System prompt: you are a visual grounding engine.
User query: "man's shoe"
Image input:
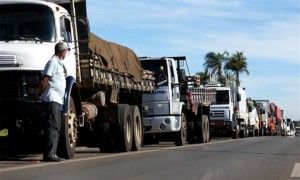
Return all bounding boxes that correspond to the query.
[43,155,65,162]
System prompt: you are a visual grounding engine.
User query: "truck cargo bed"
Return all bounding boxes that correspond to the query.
[80,33,155,91]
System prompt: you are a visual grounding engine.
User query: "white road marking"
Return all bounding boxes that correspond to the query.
[290,163,300,179]
[0,138,237,172]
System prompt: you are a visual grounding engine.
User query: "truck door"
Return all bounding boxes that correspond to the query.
[60,15,72,43]
[168,60,181,115]
[59,15,76,78]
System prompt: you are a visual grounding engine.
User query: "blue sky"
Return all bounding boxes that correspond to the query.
[86,0,300,120]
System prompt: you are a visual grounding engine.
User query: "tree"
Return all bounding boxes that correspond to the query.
[195,71,210,85]
[203,51,229,82]
[224,51,249,87]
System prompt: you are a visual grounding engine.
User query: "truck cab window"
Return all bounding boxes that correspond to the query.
[0,4,55,42]
[169,61,175,83]
[216,90,230,104]
[140,60,168,87]
[60,16,72,42]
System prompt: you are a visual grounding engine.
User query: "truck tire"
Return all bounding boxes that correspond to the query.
[114,104,133,152]
[245,128,249,138]
[187,121,196,144]
[195,120,205,143]
[202,115,209,143]
[240,129,245,138]
[254,128,259,137]
[232,125,239,139]
[175,113,187,146]
[130,105,142,151]
[195,118,205,143]
[58,96,77,159]
[259,128,263,136]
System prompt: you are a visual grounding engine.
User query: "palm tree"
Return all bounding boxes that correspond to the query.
[195,71,210,85]
[224,51,249,87]
[203,51,229,82]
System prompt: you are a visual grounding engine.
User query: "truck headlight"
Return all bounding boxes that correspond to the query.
[164,118,171,124]
[155,103,169,115]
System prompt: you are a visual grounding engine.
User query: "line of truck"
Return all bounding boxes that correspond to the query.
[0,0,292,159]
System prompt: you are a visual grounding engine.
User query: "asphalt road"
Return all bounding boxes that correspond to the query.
[0,136,299,180]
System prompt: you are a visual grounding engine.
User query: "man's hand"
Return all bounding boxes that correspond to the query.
[37,76,50,96]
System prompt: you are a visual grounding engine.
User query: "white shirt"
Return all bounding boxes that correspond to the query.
[40,55,66,105]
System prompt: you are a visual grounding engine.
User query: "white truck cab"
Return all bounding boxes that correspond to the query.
[140,57,183,134]
[207,81,248,138]
[0,0,77,77]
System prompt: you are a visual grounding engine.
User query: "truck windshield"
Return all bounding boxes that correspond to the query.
[0,4,55,42]
[141,60,168,86]
[216,90,230,104]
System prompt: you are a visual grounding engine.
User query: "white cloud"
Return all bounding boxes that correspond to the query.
[240,75,300,120]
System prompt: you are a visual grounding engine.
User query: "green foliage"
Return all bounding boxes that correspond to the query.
[224,51,249,87]
[203,51,229,82]
[200,51,249,87]
[0,129,8,136]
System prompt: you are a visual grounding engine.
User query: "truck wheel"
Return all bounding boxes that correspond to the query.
[232,125,239,139]
[187,121,196,144]
[245,128,249,138]
[240,129,245,138]
[115,104,133,152]
[254,128,259,137]
[203,115,209,143]
[130,105,142,151]
[58,96,77,159]
[175,113,187,146]
[195,118,205,143]
[259,129,263,136]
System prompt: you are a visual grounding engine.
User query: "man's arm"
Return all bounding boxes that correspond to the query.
[37,75,50,96]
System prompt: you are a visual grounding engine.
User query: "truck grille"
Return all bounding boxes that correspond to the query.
[0,55,17,65]
[211,110,224,118]
[0,72,21,100]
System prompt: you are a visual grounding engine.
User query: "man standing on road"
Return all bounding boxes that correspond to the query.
[38,42,68,162]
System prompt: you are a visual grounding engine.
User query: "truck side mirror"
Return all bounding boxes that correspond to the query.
[76,17,90,55]
[178,69,186,83]
[237,93,241,102]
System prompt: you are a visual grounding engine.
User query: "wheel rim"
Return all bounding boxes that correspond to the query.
[135,116,141,143]
[68,108,77,146]
[126,114,131,143]
[206,117,209,142]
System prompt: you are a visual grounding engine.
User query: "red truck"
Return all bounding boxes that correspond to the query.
[269,103,282,135]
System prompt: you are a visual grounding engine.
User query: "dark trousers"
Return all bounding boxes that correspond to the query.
[43,102,61,158]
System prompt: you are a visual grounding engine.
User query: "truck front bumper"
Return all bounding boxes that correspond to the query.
[210,120,233,134]
[143,115,181,133]
[0,100,44,129]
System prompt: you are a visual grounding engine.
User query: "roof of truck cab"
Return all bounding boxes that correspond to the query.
[0,0,69,14]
